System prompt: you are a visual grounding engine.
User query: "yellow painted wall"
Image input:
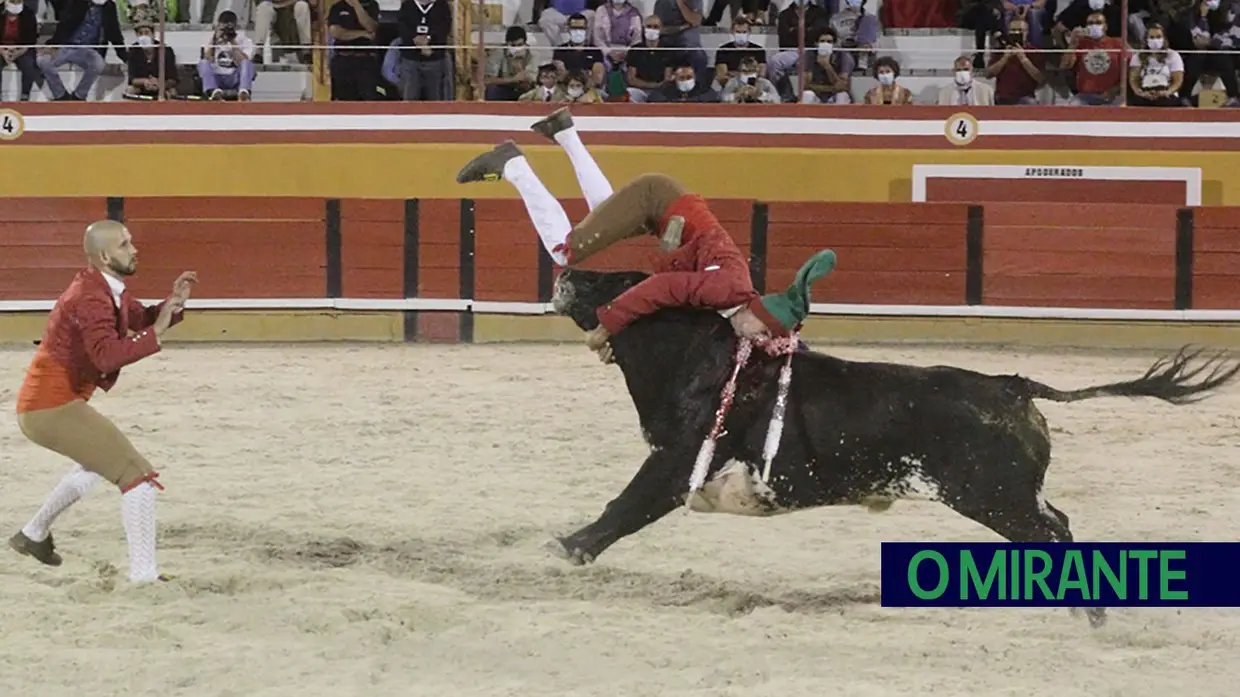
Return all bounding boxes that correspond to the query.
[0,144,1234,204]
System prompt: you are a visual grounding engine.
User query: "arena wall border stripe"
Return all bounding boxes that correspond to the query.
[965,205,984,306]
[4,299,1240,321]
[459,198,476,344]
[325,199,342,300]
[403,198,421,343]
[1175,209,1195,312]
[748,202,768,295]
[106,196,124,223]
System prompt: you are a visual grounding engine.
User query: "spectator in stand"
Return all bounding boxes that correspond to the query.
[862,55,913,103]
[647,55,719,100]
[1003,0,1048,47]
[654,0,708,80]
[557,68,607,102]
[958,0,1004,69]
[538,0,593,48]
[985,15,1043,104]
[252,0,312,64]
[768,0,829,87]
[484,25,537,101]
[626,13,677,101]
[0,0,40,102]
[1127,21,1185,105]
[520,62,561,101]
[1059,10,1125,105]
[382,36,403,95]
[1052,0,1124,49]
[829,0,880,72]
[800,26,854,103]
[38,0,127,101]
[328,0,381,101]
[126,11,177,98]
[721,54,779,101]
[398,0,452,101]
[712,15,765,90]
[1132,0,1194,47]
[553,12,605,87]
[938,53,995,104]
[1181,0,1240,106]
[594,0,641,72]
[199,10,256,100]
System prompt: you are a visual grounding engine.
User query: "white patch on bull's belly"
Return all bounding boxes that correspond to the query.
[686,460,792,517]
[860,455,943,511]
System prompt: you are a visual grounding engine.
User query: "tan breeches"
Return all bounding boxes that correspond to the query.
[17,400,155,490]
[568,173,687,259]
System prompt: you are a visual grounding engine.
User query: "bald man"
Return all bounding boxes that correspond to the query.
[9,220,196,584]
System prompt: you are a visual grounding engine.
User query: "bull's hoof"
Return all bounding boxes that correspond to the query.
[1071,606,1108,628]
[541,538,594,566]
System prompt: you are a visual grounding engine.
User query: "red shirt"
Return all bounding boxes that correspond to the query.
[1073,36,1125,95]
[1,16,20,45]
[991,44,1040,102]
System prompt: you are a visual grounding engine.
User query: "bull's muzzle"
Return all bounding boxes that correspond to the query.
[551,273,574,315]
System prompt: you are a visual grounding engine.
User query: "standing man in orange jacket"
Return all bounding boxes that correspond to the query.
[9,219,196,584]
[455,107,778,361]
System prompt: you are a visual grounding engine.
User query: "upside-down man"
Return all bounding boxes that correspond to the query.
[9,220,196,584]
[455,107,793,362]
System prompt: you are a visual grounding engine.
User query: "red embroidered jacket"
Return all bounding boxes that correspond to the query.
[595,194,761,335]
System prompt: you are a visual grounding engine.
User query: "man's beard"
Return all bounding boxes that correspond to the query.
[108,258,137,276]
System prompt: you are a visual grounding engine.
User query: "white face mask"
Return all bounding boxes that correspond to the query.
[1088,0,1104,9]
[740,72,756,82]
[844,0,861,8]
[4,2,21,13]
[677,78,695,92]
[567,85,584,98]
[817,41,833,55]
[1207,0,1221,8]
[507,45,526,56]
[644,27,659,41]
[1086,24,1104,39]
[569,29,586,44]
[612,0,625,4]
[136,34,153,47]
[733,32,748,44]
[954,69,971,86]
[1148,37,1164,50]
[878,72,894,86]
[90,0,105,5]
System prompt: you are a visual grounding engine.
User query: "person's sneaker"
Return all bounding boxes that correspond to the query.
[455,140,524,184]
[529,106,574,142]
[9,530,62,567]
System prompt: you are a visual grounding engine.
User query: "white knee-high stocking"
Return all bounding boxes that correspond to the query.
[503,156,572,265]
[121,481,159,582]
[554,126,613,211]
[21,465,102,542]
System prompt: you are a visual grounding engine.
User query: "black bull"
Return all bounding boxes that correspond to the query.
[544,268,1240,628]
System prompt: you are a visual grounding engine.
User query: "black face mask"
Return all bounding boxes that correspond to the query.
[1008,32,1023,43]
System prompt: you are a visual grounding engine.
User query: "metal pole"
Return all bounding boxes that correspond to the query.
[795,3,805,102]
[1119,0,1128,106]
[474,0,486,100]
[157,0,166,101]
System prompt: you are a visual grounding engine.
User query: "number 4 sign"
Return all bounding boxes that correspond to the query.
[944,112,978,147]
[0,108,24,141]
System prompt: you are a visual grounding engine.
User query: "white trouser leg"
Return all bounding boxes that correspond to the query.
[553,126,613,210]
[502,156,571,265]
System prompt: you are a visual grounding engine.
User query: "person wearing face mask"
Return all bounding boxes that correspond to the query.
[36,0,126,101]
[483,25,538,101]
[1127,21,1185,105]
[712,15,766,91]
[1060,11,1126,105]
[648,57,719,101]
[0,0,39,101]
[937,54,995,105]
[984,17,1043,104]
[1001,0,1048,48]
[828,0,879,71]
[519,63,562,101]
[124,12,177,99]
[863,56,913,104]
[626,15,680,102]
[593,0,641,74]
[1052,0,1123,48]
[722,54,778,102]
[800,28,854,104]
[1179,0,1240,106]
[555,70,606,103]
[768,0,829,86]
[537,0,594,49]
[553,13,606,89]
[652,0,709,84]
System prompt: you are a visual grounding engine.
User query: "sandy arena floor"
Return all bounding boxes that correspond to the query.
[1,341,1238,697]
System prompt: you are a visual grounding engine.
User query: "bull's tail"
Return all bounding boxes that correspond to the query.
[1019,345,1240,406]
